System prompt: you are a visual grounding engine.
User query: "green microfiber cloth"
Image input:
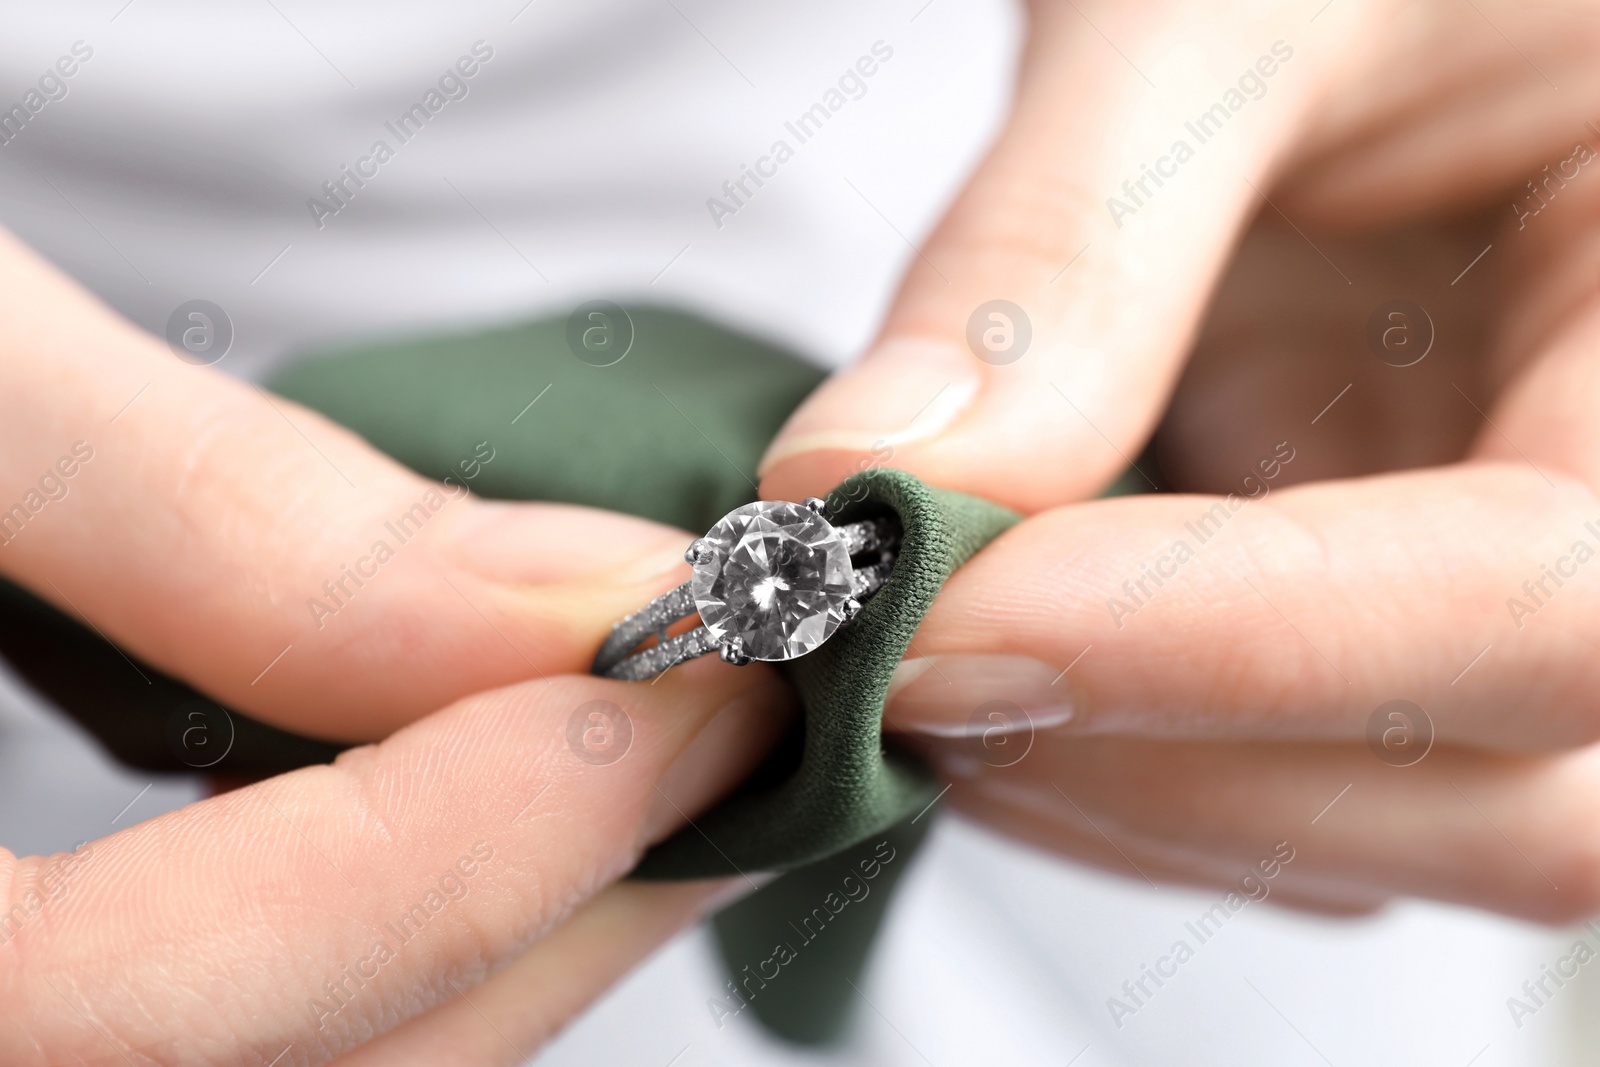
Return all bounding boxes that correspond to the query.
[0,305,1018,1045]
[270,306,826,534]
[633,464,1016,1043]
[705,814,934,1043]
[633,465,1017,878]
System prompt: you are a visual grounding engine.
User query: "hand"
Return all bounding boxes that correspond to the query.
[2,658,789,1065]
[760,0,1600,921]
[0,225,799,1061]
[0,226,701,742]
[759,0,1600,511]
[879,475,1600,921]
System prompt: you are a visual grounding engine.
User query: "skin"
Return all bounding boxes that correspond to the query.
[763,0,1600,920]
[7,0,1600,1058]
[0,230,798,1060]
[0,661,791,1066]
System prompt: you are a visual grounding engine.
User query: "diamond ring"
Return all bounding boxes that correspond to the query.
[591,498,900,681]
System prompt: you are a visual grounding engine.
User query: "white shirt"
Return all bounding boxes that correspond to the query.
[0,0,1015,377]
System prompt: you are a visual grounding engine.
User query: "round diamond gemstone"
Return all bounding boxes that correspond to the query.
[690,500,854,662]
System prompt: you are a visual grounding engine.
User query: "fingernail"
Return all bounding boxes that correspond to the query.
[439,500,689,586]
[884,654,1074,736]
[757,338,980,476]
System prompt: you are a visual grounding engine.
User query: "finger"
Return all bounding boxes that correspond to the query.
[329,879,731,1067]
[941,795,1389,918]
[1274,2,1600,228]
[0,227,692,741]
[930,733,1599,923]
[759,0,1340,512]
[883,461,1600,749]
[0,658,791,1066]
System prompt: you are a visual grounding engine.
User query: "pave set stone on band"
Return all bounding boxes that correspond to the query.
[591,498,900,682]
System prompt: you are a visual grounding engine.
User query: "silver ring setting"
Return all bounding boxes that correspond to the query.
[592,497,899,681]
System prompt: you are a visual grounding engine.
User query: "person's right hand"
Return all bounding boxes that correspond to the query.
[759,0,1600,513]
[880,469,1600,923]
[0,226,702,742]
[754,0,1600,924]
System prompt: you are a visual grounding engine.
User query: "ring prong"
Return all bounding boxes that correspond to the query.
[804,496,828,515]
[685,538,714,565]
[841,596,863,624]
[719,637,752,666]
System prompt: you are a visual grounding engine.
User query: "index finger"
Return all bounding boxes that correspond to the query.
[884,462,1600,750]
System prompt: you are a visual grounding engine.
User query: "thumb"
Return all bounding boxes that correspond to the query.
[760,0,1344,512]
[0,659,787,1065]
[0,228,691,742]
